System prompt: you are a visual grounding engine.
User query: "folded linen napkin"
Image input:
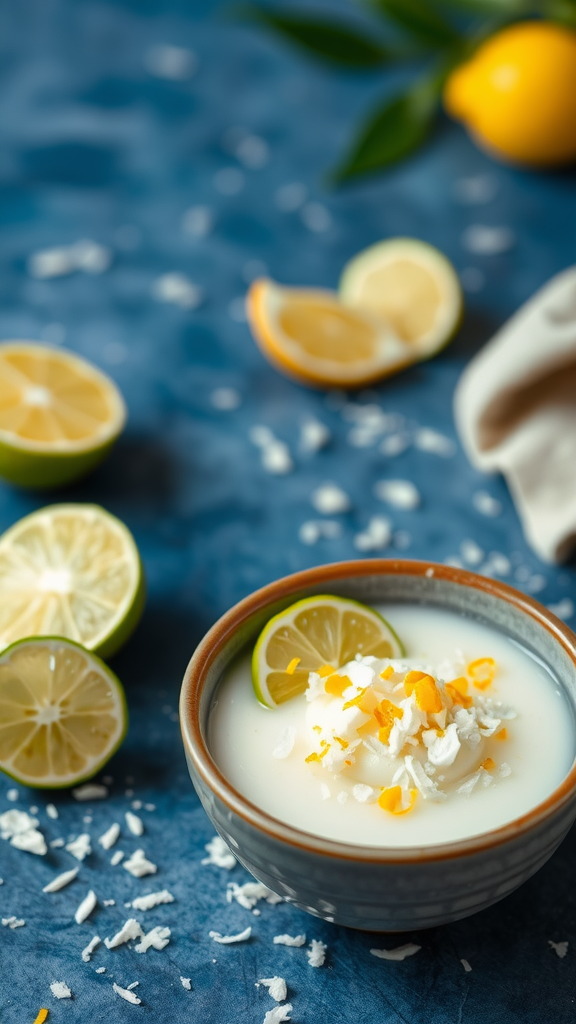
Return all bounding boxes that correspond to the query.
[454,266,576,564]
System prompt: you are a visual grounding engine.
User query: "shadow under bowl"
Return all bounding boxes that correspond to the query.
[180,559,576,932]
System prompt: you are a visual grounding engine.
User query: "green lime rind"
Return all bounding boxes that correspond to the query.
[0,436,121,490]
[252,593,405,709]
[0,635,128,790]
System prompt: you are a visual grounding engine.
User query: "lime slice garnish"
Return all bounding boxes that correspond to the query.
[0,341,126,488]
[0,504,144,658]
[252,594,404,708]
[0,637,127,788]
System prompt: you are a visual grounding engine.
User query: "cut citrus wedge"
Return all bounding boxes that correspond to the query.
[247,279,412,388]
[252,595,404,708]
[0,504,144,658]
[0,341,126,488]
[0,636,127,788]
[339,238,463,360]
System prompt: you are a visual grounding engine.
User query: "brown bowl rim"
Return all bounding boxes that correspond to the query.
[180,558,576,864]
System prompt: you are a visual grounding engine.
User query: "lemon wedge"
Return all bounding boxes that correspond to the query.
[252,595,403,708]
[339,238,462,360]
[0,504,144,658]
[0,637,127,788]
[247,279,412,388]
[0,341,126,488]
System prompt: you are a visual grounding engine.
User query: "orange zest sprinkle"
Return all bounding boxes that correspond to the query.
[356,717,378,737]
[374,699,404,744]
[380,665,394,680]
[333,735,349,749]
[312,725,321,734]
[342,687,368,710]
[33,1013,49,1024]
[378,786,417,815]
[496,728,508,741]
[468,657,496,690]
[404,670,428,695]
[344,759,352,766]
[448,676,469,696]
[317,664,335,678]
[410,675,444,713]
[445,683,473,709]
[325,674,352,697]
[305,746,330,763]
[481,757,495,771]
[285,657,301,675]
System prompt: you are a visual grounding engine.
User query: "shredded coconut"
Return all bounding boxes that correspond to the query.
[300,418,330,453]
[46,804,58,819]
[81,936,101,962]
[135,925,171,952]
[10,829,47,855]
[273,934,306,947]
[180,977,192,990]
[113,982,141,1005]
[123,849,157,878]
[66,834,91,861]
[461,958,472,972]
[354,516,392,552]
[227,882,282,910]
[307,939,327,967]
[105,919,144,949]
[311,482,350,515]
[6,788,18,801]
[473,491,502,517]
[414,428,456,457]
[50,981,72,999]
[259,977,287,1002]
[131,890,175,912]
[145,43,195,81]
[125,812,144,837]
[152,272,202,309]
[2,916,25,928]
[375,479,420,509]
[299,519,342,545]
[210,386,240,410]
[95,966,106,973]
[462,224,515,255]
[273,727,296,760]
[111,850,124,866]
[75,890,97,924]
[263,1005,292,1024]
[209,926,252,944]
[548,940,569,959]
[370,943,421,961]
[98,823,121,850]
[202,835,236,870]
[72,784,108,802]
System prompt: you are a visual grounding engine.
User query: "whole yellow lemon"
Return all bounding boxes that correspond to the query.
[444,21,576,167]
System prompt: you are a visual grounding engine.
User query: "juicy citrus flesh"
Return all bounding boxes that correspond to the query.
[0,637,126,787]
[253,595,404,707]
[247,280,409,388]
[339,239,462,357]
[0,342,126,452]
[0,504,143,655]
[444,21,576,167]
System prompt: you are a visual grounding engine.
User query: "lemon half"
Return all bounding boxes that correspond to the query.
[252,595,404,708]
[0,341,126,488]
[0,636,127,788]
[0,504,145,658]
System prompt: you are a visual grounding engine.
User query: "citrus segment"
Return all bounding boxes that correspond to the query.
[0,637,127,787]
[0,504,144,658]
[247,279,411,388]
[339,238,462,359]
[252,595,404,708]
[0,341,126,488]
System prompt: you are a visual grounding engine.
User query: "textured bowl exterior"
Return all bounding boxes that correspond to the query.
[180,560,576,931]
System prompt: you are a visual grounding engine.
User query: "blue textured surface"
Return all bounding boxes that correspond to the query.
[0,1,576,1021]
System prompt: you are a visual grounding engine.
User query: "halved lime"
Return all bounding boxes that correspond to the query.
[0,637,127,788]
[339,238,463,361]
[252,595,404,708]
[0,341,126,489]
[0,504,145,658]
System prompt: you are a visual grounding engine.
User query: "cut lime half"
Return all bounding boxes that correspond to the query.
[0,636,127,788]
[252,594,404,708]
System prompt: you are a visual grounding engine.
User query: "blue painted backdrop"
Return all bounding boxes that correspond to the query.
[0,1,575,1021]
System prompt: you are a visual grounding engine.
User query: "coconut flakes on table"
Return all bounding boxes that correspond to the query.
[180,977,192,990]
[374,479,420,510]
[263,1004,293,1024]
[273,934,306,947]
[209,926,252,944]
[202,835,237,870]
[0,810,47,855]
[310,482,350,514]
[111,851,124,866]
[130,889,175,912]
[249,426,293,475]
[99,823,121,850]
[273,727,296,760]
[145,42,196,80]
[380,432,411,457]
[227,881,282,910]
[113,982,142,1005]
[370,943,421,961]
[2,916,25,928]
[66,834,92,861]
[473,491,502,517]
[6,788,18,801]
[300,418,330,454]
[74,889,98,924]
[258,977,288,1002]
[307,939,327,967]
[123,849,157,878]
[125,812,144,836]
[413,428,456,457]
[46,803,58,820]
[298,519,342,545]
[353,516,392,552]
[135,926,171,953]
[72,783,108,802]
[95,967,106,974]
[152,272,202,310]
[548,598,575,621]
[460,539,484,567]
[50,981,72,999]
[461,958,472,972]
[548,940,569,959]
[105,919,144,949]
[82,936,101,962]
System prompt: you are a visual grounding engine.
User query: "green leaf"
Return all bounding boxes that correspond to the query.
[371,0,461,47]
[241,7,391,67]
[333,72,442,181]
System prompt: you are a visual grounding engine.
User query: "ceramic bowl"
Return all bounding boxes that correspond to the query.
[179,559,576,931]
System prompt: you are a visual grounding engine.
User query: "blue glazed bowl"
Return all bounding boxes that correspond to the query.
[180,559,576,931]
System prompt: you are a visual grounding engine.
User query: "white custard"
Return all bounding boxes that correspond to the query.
[208,605,575,847]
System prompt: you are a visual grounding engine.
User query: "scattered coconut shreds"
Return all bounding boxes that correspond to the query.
[370,943,421,961]
[105,919,144,949]
[548,599,575,622]
[131,889,175,912]
[300,418,330,453]
[460,539,484,567]
[123,849,157,878]
[152,272,202,310]
[180,977,192,991]
[75,890,98,925]
[6,788,18,801]
[548,940,569,959]
[50,981,72,999]
[0,810,47,855]
[307,939,327,967]
[66,834,92,861]
[461,958,472,972]
[72,784,108,802]
[354,515,392,552]
[258,977,287,1002]
[414,428,456,457]
[46,804,58,820]
[473,491,502,517]
[210,926,252,944]
[273,934,306,947]
[43,867,80,893]
[202,835,237,870]
[98,823,121,850]
[113,982,142,1005]
[375,478,420,510]
[82,936,101,962]
[227,881,283,910]
[2,916,25,928]
[135,925,171,953]
[272,726,296,760]
[311,482,351,515]
[263,1002,292,1024]
[95,967,106,974]
[299,519,342,545]
[145,42,196,81]
[462,224,515,255]
[210,386,241,411]
[125,812,145,837]
[103,899,116,906]
[10,829,47,855]
[50,838,65,848]
[111,850,124,866]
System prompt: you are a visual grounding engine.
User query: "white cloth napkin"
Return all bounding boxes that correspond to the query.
[454,266,576,564]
